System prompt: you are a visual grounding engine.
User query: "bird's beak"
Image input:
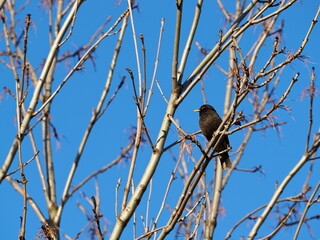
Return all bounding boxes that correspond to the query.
[194,109,200,112]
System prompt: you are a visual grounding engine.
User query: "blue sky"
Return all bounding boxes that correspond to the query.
[0,0,320,239]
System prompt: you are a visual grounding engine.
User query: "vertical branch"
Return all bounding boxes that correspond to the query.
[224,42,236,116]
[54,0,64,36]
[42,62,58,221]
[43,0,66,214]
[20,13,31,99]
[122,68,144,209]
[122,10,157,209]
[177,0,203,84]
[127,0,142,95]
[144,18,165,114]
[140,34,147,107]
[28,130,50,205]
[204,163,222,239]
[131,180,137,239]
[222,0,242,116]
[48,0,53,46]
[200,78,207,104]
[16,50,26,240]
[115,178,122,218]
[2,9,31,239]
[145,178,152,233]
[305,67,315,152]
[92,196,104,240]
[18,13,32,240]
[172,0,183,90]
[42,89,57,214]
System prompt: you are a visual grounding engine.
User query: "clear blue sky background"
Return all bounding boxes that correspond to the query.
[0,0,320,239]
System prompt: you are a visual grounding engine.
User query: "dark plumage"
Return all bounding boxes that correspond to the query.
[194,104,232,170]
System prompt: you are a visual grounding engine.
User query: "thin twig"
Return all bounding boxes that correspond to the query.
[92,196,104,240]
[127,0,142,95]
[115,178,122,218]
[121,68,154,210]
[67,139,134,199]
[144,18,165,114]
[6,151,38,177]
[305,67,315,152]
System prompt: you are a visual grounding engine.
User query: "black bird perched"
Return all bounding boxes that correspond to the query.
[194,104,232,170]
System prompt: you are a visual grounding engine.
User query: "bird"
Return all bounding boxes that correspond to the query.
[194,104,232,170]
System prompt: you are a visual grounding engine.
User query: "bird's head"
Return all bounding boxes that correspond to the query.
[194,104,216,114]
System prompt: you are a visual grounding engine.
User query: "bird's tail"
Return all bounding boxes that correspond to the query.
[220,153,232,171]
